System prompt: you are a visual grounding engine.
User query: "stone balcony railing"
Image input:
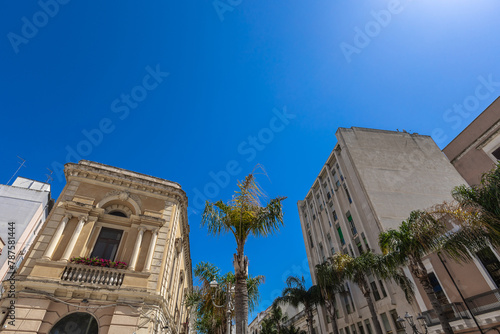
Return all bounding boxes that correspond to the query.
[61,263,125,287]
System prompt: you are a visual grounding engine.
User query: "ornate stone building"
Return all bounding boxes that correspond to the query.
[0,160,192,334]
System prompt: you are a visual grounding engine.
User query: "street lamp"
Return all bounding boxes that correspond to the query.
[397,312,428,334]
[210,280,235,334]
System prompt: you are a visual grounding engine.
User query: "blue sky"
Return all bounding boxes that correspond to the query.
[2,0,500,320]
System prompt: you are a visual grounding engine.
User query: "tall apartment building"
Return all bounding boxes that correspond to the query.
[0,161,192,334]
[0,177,53,284]
[298,127,498,334]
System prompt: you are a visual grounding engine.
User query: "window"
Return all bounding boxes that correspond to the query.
[390,310,405,334]
[346,211,357,235]
[327,233,335,255]
[379,280,388,298]
[380,313,393,334]
[370,281,381,301]
[90,227,123,260]
[108,210,127,217]
[333,171,341,188]
[476,247,500,287]
[327,191,332,200]
[492,146,500,160]
[364,320,373,334]
[344,184,352,204]
[358,322,365,334]
[49,312,98,334]
[428,272,448,305]
[333,210,338,221]
[337,226,345,246]
[362,233,370,251]
[308,231,314,249]
[356,241,363,255]
[345,327,351,334]
[351,325,357,334]
[319,243,326,262]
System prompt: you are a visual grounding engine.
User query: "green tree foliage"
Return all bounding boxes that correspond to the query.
[202,168,286,334]
[186,262,264,334]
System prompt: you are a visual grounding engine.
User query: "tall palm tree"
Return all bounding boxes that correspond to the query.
[339,252,414,334]
[379,207,498,334]
[202,170,286,334]
[452,163,500,236]
[379,210,455,334]
[315,255,348,334]
[275,276,322,334]
[186,262,265,334]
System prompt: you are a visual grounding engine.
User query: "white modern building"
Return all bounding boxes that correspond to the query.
[0,177,52,284]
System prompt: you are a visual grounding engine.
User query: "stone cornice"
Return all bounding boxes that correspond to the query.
[64,161,188,206]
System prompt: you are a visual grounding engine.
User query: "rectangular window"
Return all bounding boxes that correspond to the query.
[379,280,388,298]
[333,170,341,189]
[346,211,357,235]
[340,329,345,334]
[351,325,357,334]
[362,233,370,251]
[357,241,363,255]
[380,313,393,334]
[492,146,500,160]
[327,191,332,200]
[345,327,351,334]
[344,184,352,204]
[90,227,123,260]
[428,272,448,305]
[333,210,338,221]
[476,247,500,287]
[309,231,314,249]
[358,323,365,334]
[337,226,345,246]
[370,281,381,301]
[364,320,373,334]
[390,310,405,334]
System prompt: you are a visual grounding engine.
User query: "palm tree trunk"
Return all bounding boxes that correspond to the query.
[361,279,384,334]
[234,245,249,334]
[306,308,314,334]
[327,303,340,334]
[413,258,454,334]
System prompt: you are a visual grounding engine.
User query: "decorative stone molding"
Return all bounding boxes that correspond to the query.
[97,191,142,215]
[104,204,133,217]
[64,162,188,206]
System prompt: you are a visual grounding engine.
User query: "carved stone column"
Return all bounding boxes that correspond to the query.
[144,229,159,272]
[129,226,146,271]
[61,215,88,261]
[43,213,73,260]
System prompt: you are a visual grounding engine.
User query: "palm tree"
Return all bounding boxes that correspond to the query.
[379,210,455,334]
[452,163,500,236]
[275,276,322,334]
[202,170,286,334]
[186,262,265,334]
[315,255,348,334]
[338,252,414,334]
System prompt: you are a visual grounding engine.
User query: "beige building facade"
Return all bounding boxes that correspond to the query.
[298,127,500,334]
[443,96,500,186]
[0,161,193,334]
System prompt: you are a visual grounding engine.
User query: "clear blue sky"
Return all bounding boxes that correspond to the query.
[2,0,500,320]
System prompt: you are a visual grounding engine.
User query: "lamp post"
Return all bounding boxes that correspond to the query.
[210,279,235,334]
[397,312,428,334]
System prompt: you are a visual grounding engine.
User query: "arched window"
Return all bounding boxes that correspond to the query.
[49,312,98,334]
[108,210,128,218]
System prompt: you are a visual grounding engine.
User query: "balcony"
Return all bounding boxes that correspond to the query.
[464,288,500,316]
[422,289,500,327]
[421,302,469,326]
[61,263,125,287]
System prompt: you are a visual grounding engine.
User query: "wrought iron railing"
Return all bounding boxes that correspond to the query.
[61,264,125,287]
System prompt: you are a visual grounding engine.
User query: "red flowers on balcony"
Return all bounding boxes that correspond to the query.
[69,256,128,269]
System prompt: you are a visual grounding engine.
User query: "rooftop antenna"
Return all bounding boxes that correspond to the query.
[45,168,54,183]
[7,156,27,185]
